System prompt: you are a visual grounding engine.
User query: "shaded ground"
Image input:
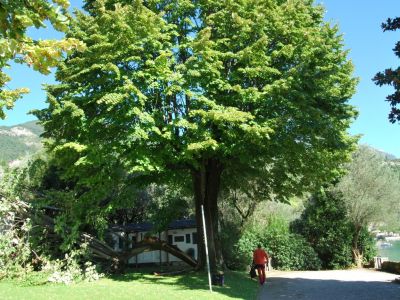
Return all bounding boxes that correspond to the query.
[258,269,400,300]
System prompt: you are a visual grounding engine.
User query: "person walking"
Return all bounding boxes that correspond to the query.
[253,244,269,285]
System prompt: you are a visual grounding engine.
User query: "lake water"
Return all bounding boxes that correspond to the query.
[377,240,400,262]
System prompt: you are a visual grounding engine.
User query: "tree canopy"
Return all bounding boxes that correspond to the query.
[0,0,85,119]
[373,17,400,123]
[335,146,400,229]
[34,0,358,271]
[334,145,400,266]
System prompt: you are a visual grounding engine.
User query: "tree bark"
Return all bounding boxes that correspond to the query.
[192,158,223,272]
[352,225,363,268]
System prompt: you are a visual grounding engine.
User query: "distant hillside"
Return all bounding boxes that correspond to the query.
[363,145,397,161]
[376,149,397,161]
[0,120,43,166]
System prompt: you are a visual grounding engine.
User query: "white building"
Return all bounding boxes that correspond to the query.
[110,219,198,265]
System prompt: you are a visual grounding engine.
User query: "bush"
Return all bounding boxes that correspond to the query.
[43,249,104,285]
[263,231,322,271]
[220,220,245,270]
[0,195,103,284]
[0,196,34,280]
[233,216,321,271]
[0,155,108,285]
[291,189,377,269]
[291,189,353,269]
[357,227,377,264]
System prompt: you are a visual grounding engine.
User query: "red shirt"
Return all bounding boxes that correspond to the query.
[253,248,268,265]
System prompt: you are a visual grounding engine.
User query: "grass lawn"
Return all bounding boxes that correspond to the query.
[0,270,259,300]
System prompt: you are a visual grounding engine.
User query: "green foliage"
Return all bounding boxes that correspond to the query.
[373,17,400,123]
[234,216,321,271]
[41,245,104,285]
[146,184,192,233]
[357,227,377,264]
[33,0,358,237]
[291,189,354,269]
[0,155,105,283]
[335,146,400,230]
[3,155,81,252]
[0,160,37,278]
[220,195,306,269]
[219,220,243,270]
[0,194,102,284]
[29,1,359,272]
[292,185,379,269]
[1,269,258,300]
[0,0,85,119]
[334,145,400,266]
[0,196,33,280]
[1,153,49,199]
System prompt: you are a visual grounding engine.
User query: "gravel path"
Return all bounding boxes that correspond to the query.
[257,269,400,300]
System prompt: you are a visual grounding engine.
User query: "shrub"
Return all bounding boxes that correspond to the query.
[357,227,377,264]
[43,256,104,284]
[292,189,377,269]
[220,220,245,270]
[0,195,103,284]
[0,196,33,280]
[39,242,104,284]
[233,216,321,271]
[291,189,353,269]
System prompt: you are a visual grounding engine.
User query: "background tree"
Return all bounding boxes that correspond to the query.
[334,146,400,267]
[34,0,357,272]
[373,17,400,123]
[292,188,358,269]
[0,0,85,119]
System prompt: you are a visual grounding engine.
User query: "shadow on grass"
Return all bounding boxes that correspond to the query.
[108,267,259,299]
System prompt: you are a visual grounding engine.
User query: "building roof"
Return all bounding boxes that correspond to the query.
[109,219,196,233]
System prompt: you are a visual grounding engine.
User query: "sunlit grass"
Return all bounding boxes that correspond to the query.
[0,270,259,300]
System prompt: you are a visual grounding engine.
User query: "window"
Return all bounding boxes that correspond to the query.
[174,235,184,242]
[186,248,195,259]
[168,235,173,244]
[186,234,191,244]
[118,237,124,249]
[192,232,197,244]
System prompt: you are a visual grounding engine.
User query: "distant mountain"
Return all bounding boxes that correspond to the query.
[0,120,43,167]
[362,145,397,161]
[377,149,397,161]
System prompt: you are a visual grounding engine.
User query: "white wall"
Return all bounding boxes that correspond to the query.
[111,228,198,264]
[162,228,198,263]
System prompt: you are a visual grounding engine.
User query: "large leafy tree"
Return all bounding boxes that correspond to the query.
[0,0,85,119]
[334,146,400,267]
[35,0,357,271]
[373,17,400,123]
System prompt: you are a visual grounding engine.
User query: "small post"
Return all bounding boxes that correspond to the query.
[201,205,212,292]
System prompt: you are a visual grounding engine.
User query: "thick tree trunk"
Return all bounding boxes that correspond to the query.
[352,225,363,268]
[192,158,223,272]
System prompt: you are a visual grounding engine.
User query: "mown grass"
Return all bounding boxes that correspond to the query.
[0,269,259,300]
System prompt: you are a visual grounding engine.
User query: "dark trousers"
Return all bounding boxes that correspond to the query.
[255,264,266,285]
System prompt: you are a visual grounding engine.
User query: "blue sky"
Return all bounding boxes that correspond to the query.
[1,0,400,157]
